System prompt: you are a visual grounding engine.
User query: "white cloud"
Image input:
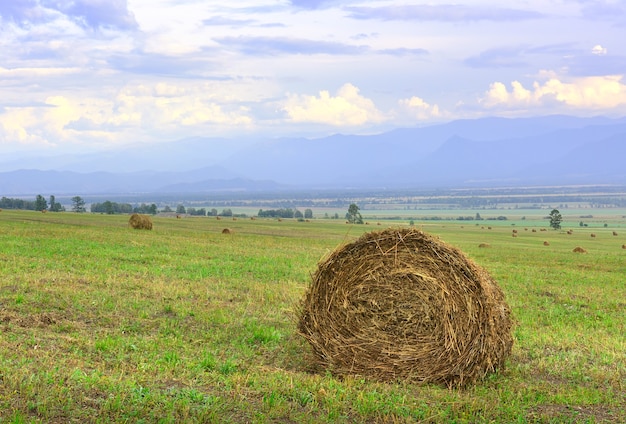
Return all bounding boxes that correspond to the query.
[592,44,607,55]
[282,83,385,126]
[0,66,82,78]
[481,74,626,110]
[0,81,255,150]
[397,96,442,120]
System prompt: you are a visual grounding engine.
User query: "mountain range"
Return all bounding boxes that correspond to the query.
[1,115,625,196]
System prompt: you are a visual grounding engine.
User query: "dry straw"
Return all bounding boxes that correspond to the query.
[128,213,153,230]
[297,228,514,387]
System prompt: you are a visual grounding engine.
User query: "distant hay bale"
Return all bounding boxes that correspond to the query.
[512,229,518,233]
[512,233,517,237]
[478,243,491,248]
[573,246,587,253]
[590,233,596,238]
[532,229,537,233]
[543,241,550,246]
[612,231,618,236]
[221,228,233,234]
[128,213,153,230]
[622,244,626,249]
[297,228,514,387]
[567,230,573,235]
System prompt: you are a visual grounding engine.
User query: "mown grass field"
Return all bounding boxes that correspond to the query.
[0,209,624,423]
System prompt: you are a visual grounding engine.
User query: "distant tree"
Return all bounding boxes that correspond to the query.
[346,203,363,224]
[304,208,313,219]
[475,212,482,220]
[294,209,303,219]
[549,209,562,230]
[220,208,233,217]
[133,203,157,215]
[89,201,130,214]
[35,195,48,211]
[209,208,218,217]
[71,196,86,213]
[48,195,63,212]
[103,201,114,215]
[163,206,173,213]
[176,205,186,214]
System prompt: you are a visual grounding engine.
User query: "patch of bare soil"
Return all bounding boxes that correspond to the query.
[0,311,59,328]
[528,404,622,423]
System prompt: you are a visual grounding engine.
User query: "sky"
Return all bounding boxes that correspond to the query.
[1,0,626,155]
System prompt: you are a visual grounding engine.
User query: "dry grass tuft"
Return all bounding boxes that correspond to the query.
[297,228,514,388]
[128,213,153,230]
[478,243,491,248]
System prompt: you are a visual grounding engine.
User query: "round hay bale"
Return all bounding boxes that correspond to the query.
[543,241,550,246]
[221,228,233,234]
[621,244,626,249]
[128,213,153,230]
[573,246,587,253]
[297,228,513,387]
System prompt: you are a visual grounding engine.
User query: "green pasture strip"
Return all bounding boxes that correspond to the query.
[0,209,624,423]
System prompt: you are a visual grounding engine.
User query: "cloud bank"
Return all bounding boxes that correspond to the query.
[0,0,624,154]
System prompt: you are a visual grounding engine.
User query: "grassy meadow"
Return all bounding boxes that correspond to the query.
[0,209,624,423]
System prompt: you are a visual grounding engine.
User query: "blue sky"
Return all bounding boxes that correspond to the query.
[1,0,625,154]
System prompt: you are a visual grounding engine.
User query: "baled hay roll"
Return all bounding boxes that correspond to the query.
[129,213,153,230]
[297,228,513,387]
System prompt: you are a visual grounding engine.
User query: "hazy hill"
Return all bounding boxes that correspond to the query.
[1,115,625,195]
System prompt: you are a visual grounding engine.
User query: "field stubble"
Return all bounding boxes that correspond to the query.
[0,209,624,423]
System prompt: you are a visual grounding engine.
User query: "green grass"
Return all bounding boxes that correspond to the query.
[0,209,624,423]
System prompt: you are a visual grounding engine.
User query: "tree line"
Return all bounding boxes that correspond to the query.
[257,208,313,219]
[1,195,65,212]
